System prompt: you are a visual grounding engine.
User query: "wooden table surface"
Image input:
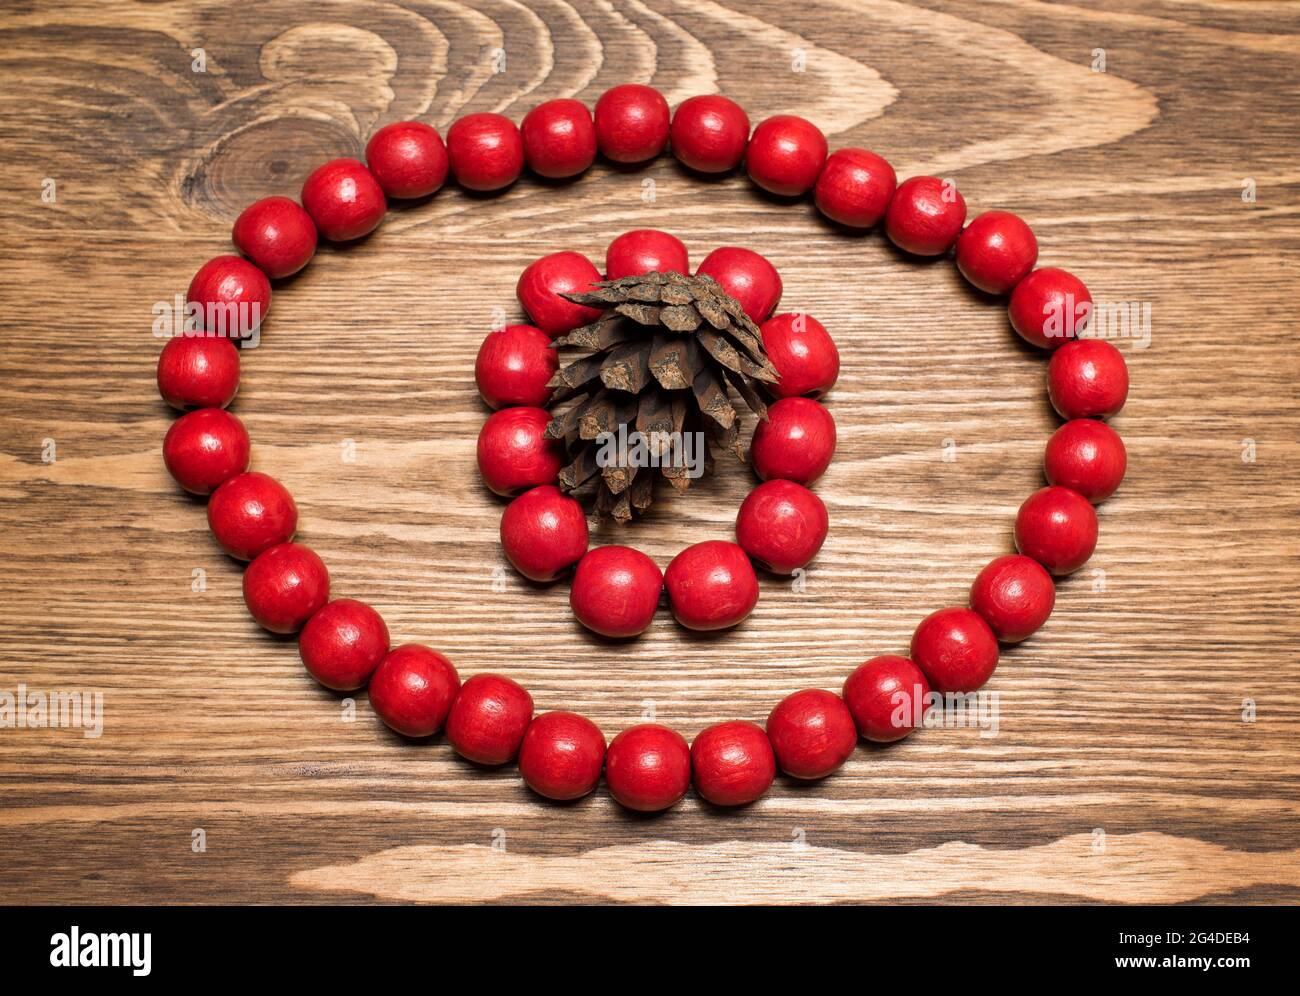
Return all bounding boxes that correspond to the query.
[1,0,1297,905]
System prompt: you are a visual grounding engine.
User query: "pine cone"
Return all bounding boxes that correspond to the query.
[544,271,780,520]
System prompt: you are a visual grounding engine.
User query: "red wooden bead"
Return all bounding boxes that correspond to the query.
[664,540,759,631]
[745,114,828,197]
[445,673,534,766]
[516,250,604,336]
[476,406,564,496]
[813,148,896,228]
[760,312,839,398]
[1045,419,1127,502]
[369,644,460,738]
[594,83,670,163]
[518,711,607,801]
[570,545,663,638]
[300,158,386,242]
[695,246,782,322]
[500,485,589,582]
[842,655,931,743]
[766,689,857,781]
[690,720,775,807]
[1014,485,1099,576]
[242,541,330,634]
[1009,267,1092,349]
[207,471,298,561]
[735,479,828,574]
[474,323,557,409]
[298,598,390,692]
[446,113,524,192]
[162,407,250,495]
[969,554,1055,644]
[750,396,836,485]
[605,229,689,280]
[1048,339,1129,420]
[231,196,318,279]
[910,607,999,694]
[365,121,449,199]
[604,723,691,812]
[885,176,967,256]
[157,334,242,411]
[521,98,597,179]
[669,95,749,173]
[187,255,271,338]
[955,210,1038,295]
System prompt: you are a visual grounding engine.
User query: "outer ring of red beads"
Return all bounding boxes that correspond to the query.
[159,87,1129,812]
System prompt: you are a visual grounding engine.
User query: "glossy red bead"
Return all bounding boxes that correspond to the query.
[759,312,839,398]
[570,545,663,638]
[604,724,691,812]
[1009,267,1092,349]
[605,229,689,280]
[446,113,525,192]
[842,656,932,743]
[242,542,330,634]
[476,406,564,496]
[969,554,1055,644]
[750,396,836,485]
[745,114,828,197]
[206,471,298,561]
[735,479,828,574]
[474,324,557,409]
[955,210,1038,295]
[885,176,967,256]
[518,711,606,801]
[695,246,781,322]
[1048,339,1129,420]
[500,485,589,582]
[669,95,749,174]
[187,255,271,338]
[766,689,857,781]
[664,540,759,631]
[231,196,318,279]
[369,644,460,738]
[521,99,596,179]
[1044,419,1127,502]
[300,158,386,242]
[365,121,449,199]
[157,335,241,411]
[162,407,250,495]
[445,673,534,766]
[516,250,604,336]
[813,148,896,228]
[298,598,390,692]
[1014,485,1099,576]
[910,607,999,694]
[594,83,670,163]
[690,721,776,806]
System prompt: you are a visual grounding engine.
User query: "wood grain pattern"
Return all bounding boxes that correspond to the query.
[1,0,1298,905]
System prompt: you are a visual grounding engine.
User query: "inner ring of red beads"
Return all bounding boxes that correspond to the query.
[159,86,1130,812]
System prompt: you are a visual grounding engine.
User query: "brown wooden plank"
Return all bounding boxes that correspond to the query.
[0,0,1297,905]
